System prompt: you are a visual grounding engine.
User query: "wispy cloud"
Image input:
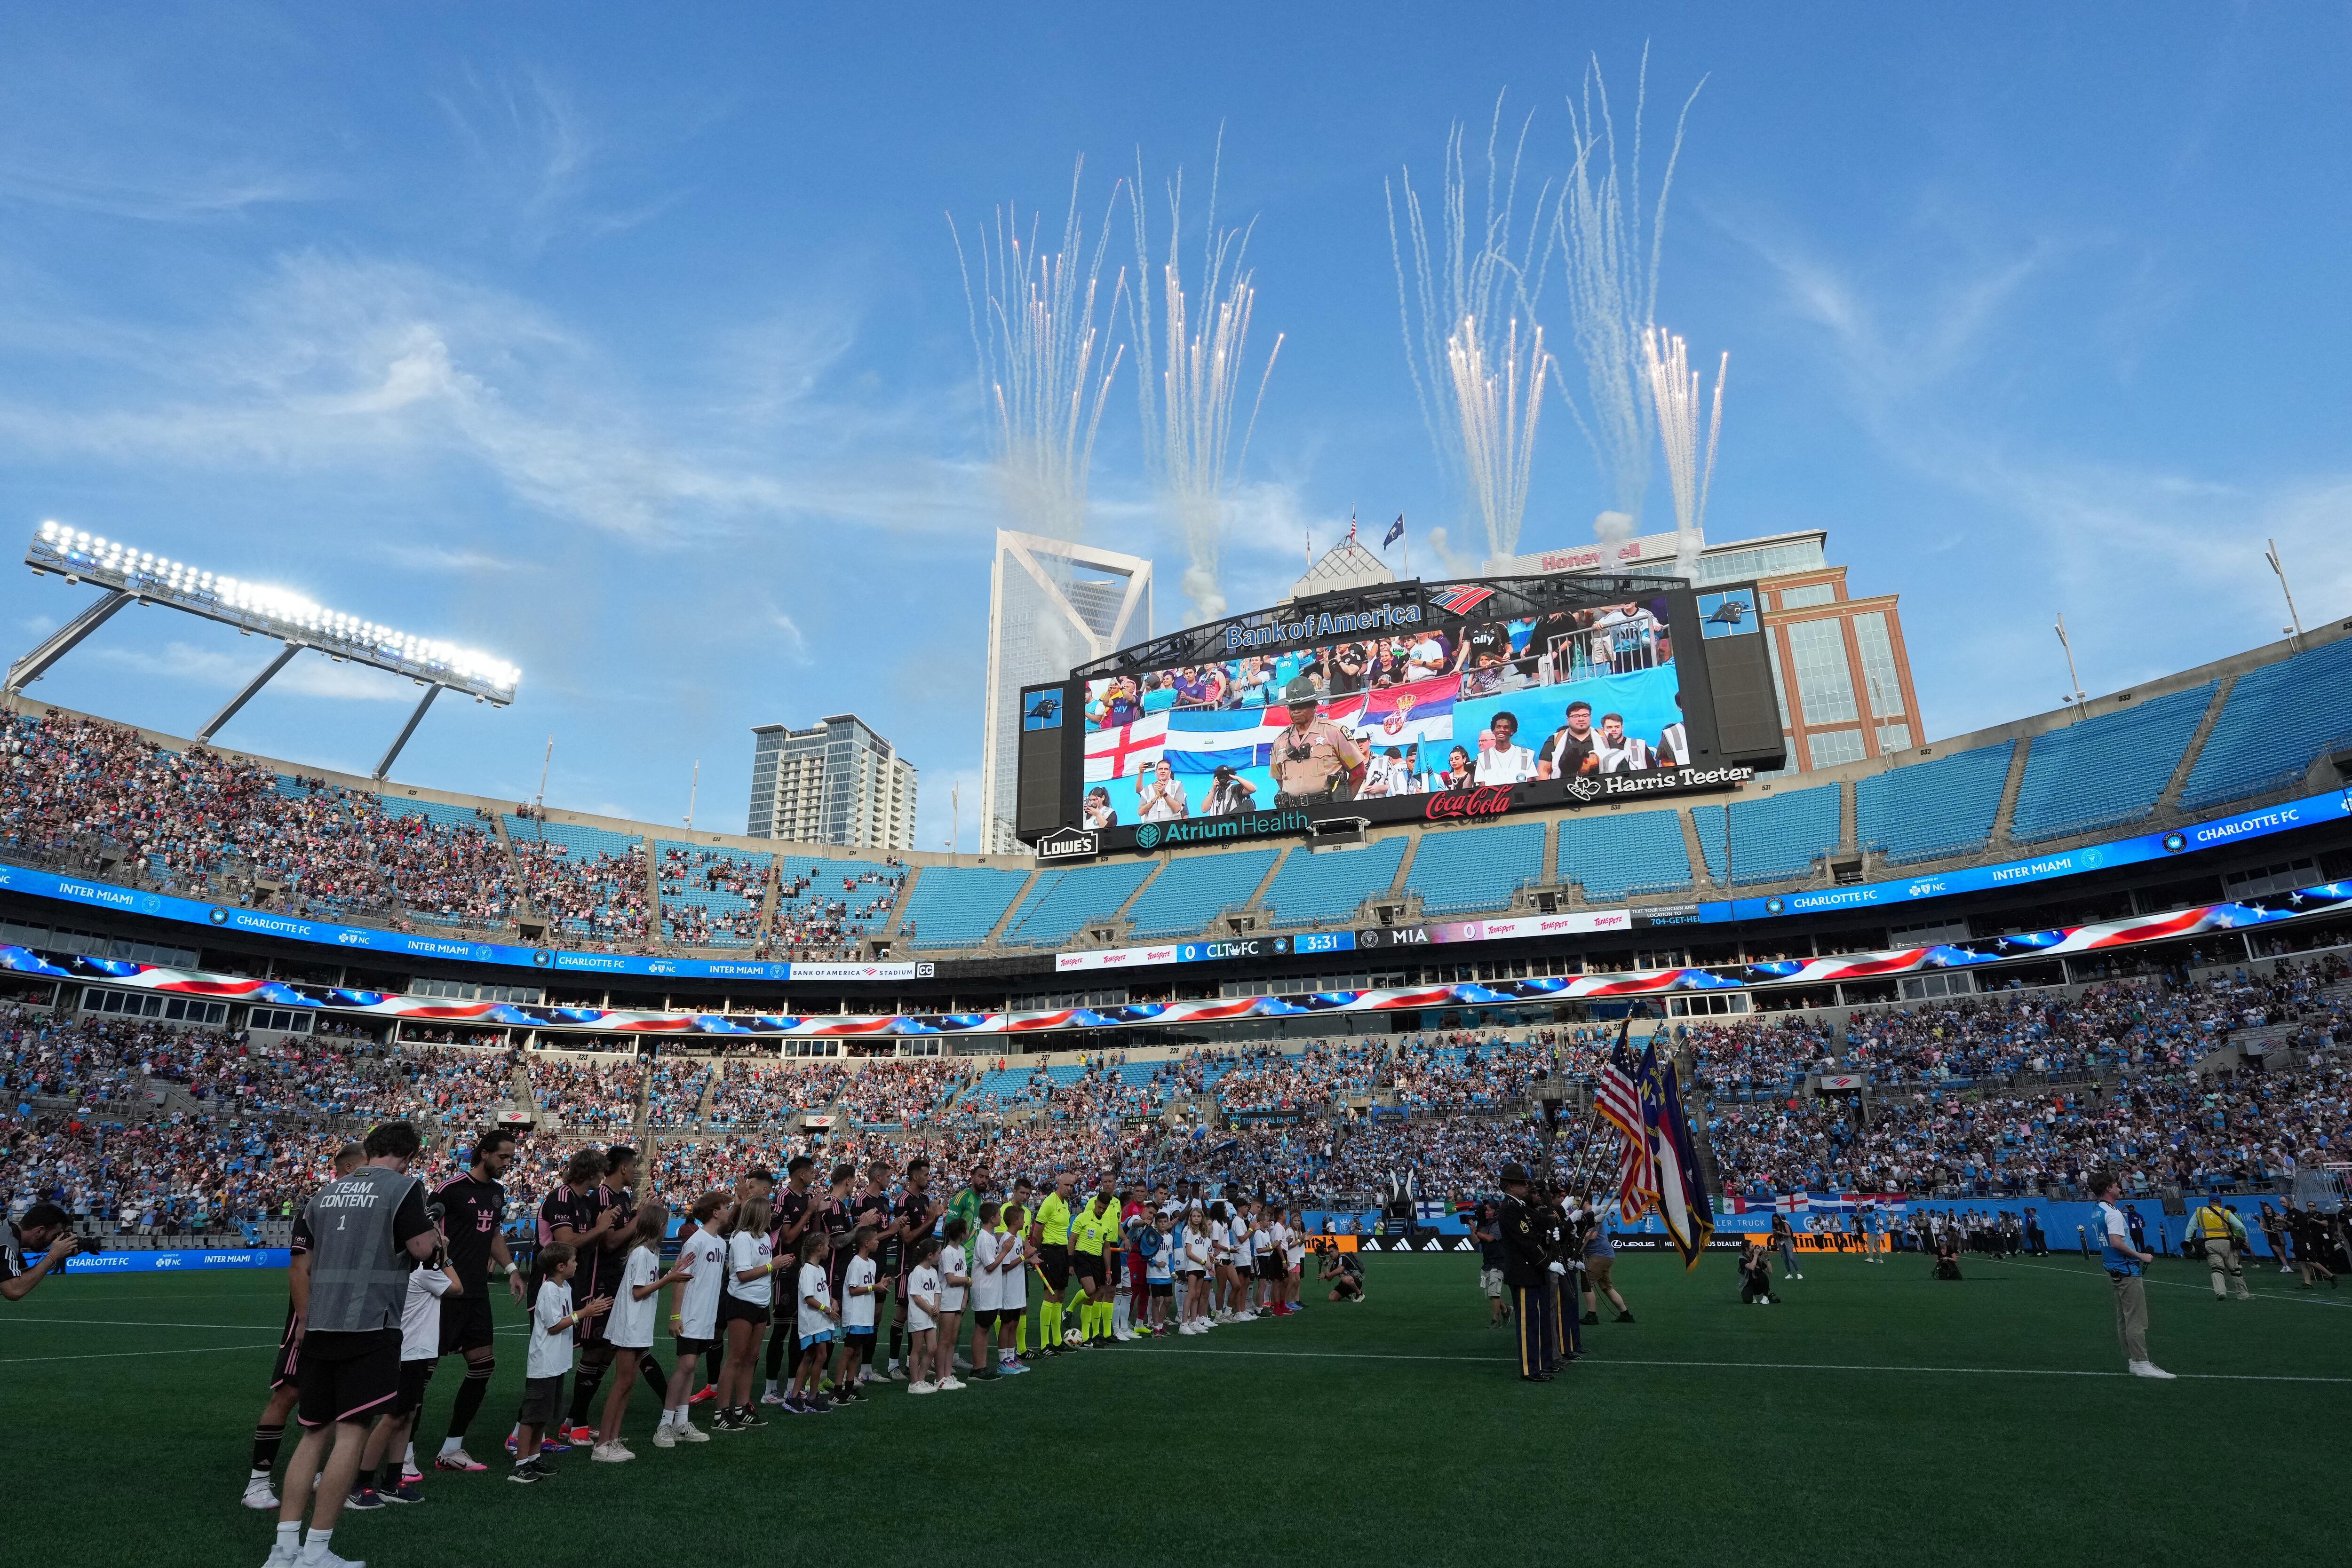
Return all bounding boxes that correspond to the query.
[0,252,993,547]
[0,158,313,222]
[87,640,413,704]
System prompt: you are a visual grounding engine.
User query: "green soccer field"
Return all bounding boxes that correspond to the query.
[6,1250,2346,1566]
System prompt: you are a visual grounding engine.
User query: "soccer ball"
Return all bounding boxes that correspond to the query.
[1063,1330,1085,1346]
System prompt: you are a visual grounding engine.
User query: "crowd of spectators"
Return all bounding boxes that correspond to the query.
[525,1052,643,1129]
[508,837,649,944]
[0,713,516,926]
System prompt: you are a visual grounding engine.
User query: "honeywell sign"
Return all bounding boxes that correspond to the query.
[1485,531,1685,578]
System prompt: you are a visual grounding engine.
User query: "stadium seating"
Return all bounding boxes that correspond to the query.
[2009,684,2215,843]
[1554,811,1697,901]
[772,855,906,947]
[1403,820,1547,915]
[1122,847,1282,938]
[1692,785,1842,886]
[1259,836,1409,928]
[896,865,1031,950]
[997,860,1158,949]
[2179,637,2352,809]
[1855,741,2014,866]
[656,840,772,947]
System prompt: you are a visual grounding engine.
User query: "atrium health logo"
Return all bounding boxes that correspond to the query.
[1136,822,1162,849]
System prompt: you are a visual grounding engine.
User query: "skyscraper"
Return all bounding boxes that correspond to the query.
[979,530,1152,853]
[747,714,917,851]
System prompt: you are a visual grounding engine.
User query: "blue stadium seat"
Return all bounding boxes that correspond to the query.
[1556,811,1696,901]
[1692,786,1840,886]
[2179,639,2352,809]
[897,866,1031,950]
[1855,741,2014,866]
[2010,684,2215,842]
[1122,848,1282,939]
[1403,821,1546,915]
[999,860,1158,949]
[1259,837,1408,928]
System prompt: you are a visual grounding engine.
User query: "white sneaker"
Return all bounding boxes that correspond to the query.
[2128,1361,2177,1380]
[758,1390,787,1405]
[652,1425,677,1449]
[887,1365,908,1382]
[908,1380,938,1395]
[261,1546,297,1568]
[590,1441,634,1463]
[952,1353,972,1369]
[936,1376,966,1391]
[242,1478,279,1511]
[677,1420,710,1442]
[297,1548,365,1568]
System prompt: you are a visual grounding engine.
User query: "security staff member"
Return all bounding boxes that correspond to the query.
[1498,1164,1559,1382]
[1269,677,1367,806]
[2191,1198,2251,1301]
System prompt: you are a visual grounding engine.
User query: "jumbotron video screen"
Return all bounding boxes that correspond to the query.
[1020,572,1784,853]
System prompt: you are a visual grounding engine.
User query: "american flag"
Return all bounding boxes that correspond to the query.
[1595,1041,1657,1222]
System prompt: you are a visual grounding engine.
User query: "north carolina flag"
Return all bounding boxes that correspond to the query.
[1083,713,1169,781]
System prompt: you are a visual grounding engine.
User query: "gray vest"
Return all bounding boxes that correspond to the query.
[305,1166,418,1334]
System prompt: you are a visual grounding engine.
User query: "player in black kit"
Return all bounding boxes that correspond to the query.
[561,1145,647,1441]
[428,1128,528,1473]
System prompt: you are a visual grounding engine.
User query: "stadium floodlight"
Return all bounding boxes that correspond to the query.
[12,520,522,778]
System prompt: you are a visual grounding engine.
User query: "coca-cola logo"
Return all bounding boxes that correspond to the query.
[1424,785,1515,822]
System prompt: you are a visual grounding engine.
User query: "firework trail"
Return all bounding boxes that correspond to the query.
[1387,94,1556,563]
[1643,325,1726,581]
[1128,131,1284,622]
[1551,47,1706,531]
[949,160,1126,546]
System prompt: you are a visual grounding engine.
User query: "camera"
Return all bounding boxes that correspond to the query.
[1285,742,1314,763]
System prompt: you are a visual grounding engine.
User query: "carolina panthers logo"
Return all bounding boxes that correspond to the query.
[1136,823,1161,848]
[1565,776,1603,803]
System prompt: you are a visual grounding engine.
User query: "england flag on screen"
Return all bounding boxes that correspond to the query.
[1083,713,1168,781]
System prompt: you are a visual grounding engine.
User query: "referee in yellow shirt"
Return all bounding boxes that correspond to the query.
[1032,1174,1076,1354]
[2192,1197,2252,1300]
[1071,1193,1112,1346]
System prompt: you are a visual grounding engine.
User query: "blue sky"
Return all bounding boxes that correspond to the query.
[2,5,2348,847]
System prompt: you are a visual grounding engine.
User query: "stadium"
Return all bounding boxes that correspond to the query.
[5,15,2350,1568]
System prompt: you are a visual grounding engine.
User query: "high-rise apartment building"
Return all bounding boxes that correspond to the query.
[747,714,917,851]
[979,530,1152,853]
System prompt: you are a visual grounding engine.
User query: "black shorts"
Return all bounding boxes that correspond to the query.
[674,1333,717,1357]
[718,1294,770,1328]
[845,1328,876,1351]
[1148,1281,1172,1299]
[516,1374,564,1427]
[1073,1251,1104,1287]
[439,1291,496,1354]
[296,1328,401,1429]
[391,1357,435,1417]
[1037,1244,1071,1292]
[1258,1257,1283,1282]
[270,1308,302,1390]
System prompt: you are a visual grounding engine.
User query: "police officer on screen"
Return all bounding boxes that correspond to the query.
[1498,1163,1560,1382]
[1269,676,1367,807]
